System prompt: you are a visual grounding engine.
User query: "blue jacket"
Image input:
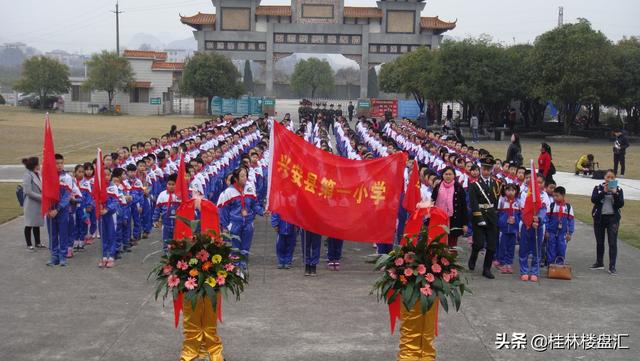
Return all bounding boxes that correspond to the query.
[546,202,575,235]
[54,171,74,213]
[497,197,521,234]
[271,213,296,235]
[153,190,181,227]
[217,183,264,231]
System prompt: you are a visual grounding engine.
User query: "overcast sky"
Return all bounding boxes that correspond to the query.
[1,0,638,53]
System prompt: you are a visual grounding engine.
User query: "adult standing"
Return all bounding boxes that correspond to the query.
[470,113,479,143]
[468,158,500,279]
[537,142,554,183]
[590,169,624,274]
[22,157,44,250]
[612,129,629,177]
[347,101,354,122]
[505,133,523,166]
[431,167,468,251]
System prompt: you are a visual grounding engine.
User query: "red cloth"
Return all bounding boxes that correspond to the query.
[402,159,421,214]
[537,151,551,177]
[93,148,108,218]
[522,160,543,229]
[41,114,59,216]
[175,152,189,203]
[268,121,407,243]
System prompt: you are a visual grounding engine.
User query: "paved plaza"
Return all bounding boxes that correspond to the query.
[0,212,638,361]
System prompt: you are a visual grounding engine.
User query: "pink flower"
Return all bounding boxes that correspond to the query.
[196,249,210,263]
[417,264,427,275]
[425,273,435,283]
[394,258,404,266]
[420,284,432,296]
[167,275,180,288]
[404,268,414,277]
[387,268,398,280]
[216,276,226,286]
[441,257,450,266]
[404,252,416,263]
[176,260,189,270]
[443,272,451,283]
[224,263,235,271]
[162,265,173,275]
[431,263,442,273]
[450,268,458,279]
[184,277,197,290]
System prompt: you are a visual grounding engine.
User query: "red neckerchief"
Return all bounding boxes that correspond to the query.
[507,197,515,216]
[556,200,565,216]
[233,183,246,210]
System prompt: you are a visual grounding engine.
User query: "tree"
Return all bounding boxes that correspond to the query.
[14,56,70,109]
[335,67,359,99]
[609,37,640,133]
[368,67,379,98]
[181,52,244,114]
[0,94,5,105]
[290,57,334,98]
[84,51,134,111]
[243,60,254,95]
[530,19,615,134]
[379,47,433,112]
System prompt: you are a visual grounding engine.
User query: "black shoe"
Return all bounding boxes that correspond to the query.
[468,259,476,271]
[608,267,617,275]
[310,265,317,276]
[304,265,311,276]
[115,252,122,260]
[482,269,495,279]
[589,263,604,270]
[277,264,285,269]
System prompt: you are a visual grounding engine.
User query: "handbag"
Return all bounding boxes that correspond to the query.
[547,256,572,280]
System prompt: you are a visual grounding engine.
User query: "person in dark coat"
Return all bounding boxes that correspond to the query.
[431,167,468,250]
[505,133,523,166]
[347,101,354,122]
[590,169,624,274]
[612,129,629,177]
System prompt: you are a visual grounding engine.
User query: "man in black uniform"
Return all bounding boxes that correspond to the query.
[347,101,354,122]
[298,100,305,121]
[468,157,500,279]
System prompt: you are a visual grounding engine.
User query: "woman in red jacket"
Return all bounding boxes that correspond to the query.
[538,142,554,182]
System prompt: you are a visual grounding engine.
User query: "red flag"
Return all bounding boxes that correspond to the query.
[41,113,59,216]
[267,121,407,243]
[175,151,189,202]
[93,148,108,218]
[402,159,421,213]
[522,159,542,229]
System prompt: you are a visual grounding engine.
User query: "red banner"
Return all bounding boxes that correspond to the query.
[370,99,398,118]
[267,121,407,243]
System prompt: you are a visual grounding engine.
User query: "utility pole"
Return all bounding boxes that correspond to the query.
[112,1,123,54]
[557,6,564,27]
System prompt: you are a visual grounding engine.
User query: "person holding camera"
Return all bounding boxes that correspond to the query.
[590,169,624,274]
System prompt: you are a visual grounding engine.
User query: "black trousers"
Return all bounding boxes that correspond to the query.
[469,222,498,271]
[594,215,618,269]
[613,153,625,176]
[24,226,41,247]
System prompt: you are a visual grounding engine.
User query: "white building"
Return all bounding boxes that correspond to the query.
[62,50,184,116]
[164,48,191,62]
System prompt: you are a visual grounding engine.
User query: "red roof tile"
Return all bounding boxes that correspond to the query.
[256,5,291,17]
[420,16,456,31]
[151,61,184,71]
[343,7,382,19]
[123,50,167,60]
[180,12,216,29]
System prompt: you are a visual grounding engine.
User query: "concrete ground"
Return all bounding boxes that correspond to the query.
[0,214,638,361]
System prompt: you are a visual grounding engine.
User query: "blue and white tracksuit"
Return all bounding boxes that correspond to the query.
[519,192,549,276]
[271,213,296,266]
[545,202,574,265]
[153,190,181,252]
[217,182,265,268]
[46,171,73,263]
[124,177,144,240]
[496,196,521,266]
[115,183,131,252]
[102,184,120,258]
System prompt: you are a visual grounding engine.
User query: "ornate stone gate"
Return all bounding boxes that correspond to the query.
[181,0,455,97]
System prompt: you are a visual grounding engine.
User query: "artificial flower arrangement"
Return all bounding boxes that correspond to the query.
[371,230,469,315]
[150,216,248,310]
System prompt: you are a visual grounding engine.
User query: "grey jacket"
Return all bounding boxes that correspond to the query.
[22,170,44,227]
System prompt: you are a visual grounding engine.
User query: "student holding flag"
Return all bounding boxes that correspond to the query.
[519,162,550,282]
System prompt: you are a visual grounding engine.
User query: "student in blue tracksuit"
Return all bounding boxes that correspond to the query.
[326,237,344,271]
[519,173,550,282]
[496,183,521,274]
[302,230,321,276]
[113,168,132,259]
[83,162,97,243]
[136,159,153,238]
[217,166,266,270]
[545,186,574,265]
[153,174,181,253]
[46,153,73,267]
[271,212,296,269]
[125,164,144,245]
[100,175,120,268]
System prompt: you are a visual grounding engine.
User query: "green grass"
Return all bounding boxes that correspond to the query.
[569,194,640,249]
[0,183,22,225]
